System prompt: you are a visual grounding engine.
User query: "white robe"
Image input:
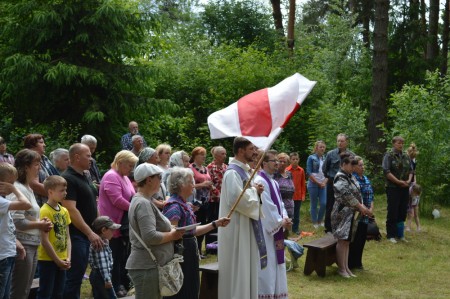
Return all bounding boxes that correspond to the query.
[218,159,261,299]
[254,170,289,299]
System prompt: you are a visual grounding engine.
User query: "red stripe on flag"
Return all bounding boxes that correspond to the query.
[281,103,300,128]
[237,88,272,136]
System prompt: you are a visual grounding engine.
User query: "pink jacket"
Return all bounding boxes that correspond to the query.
[98,169,135,238]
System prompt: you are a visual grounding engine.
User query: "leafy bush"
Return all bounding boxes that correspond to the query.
[387,71,450,212]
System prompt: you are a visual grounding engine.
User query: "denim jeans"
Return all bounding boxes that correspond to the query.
[90,269,117,299]
[63,234,90,299]
[37,260,66,299]
[0,257,15,299]
[308,183,327,224]
[292,201,302,233]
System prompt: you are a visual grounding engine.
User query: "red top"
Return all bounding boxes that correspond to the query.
[285,165,306,201]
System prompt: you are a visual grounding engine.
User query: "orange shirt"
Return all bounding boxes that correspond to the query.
[286,165,306,201]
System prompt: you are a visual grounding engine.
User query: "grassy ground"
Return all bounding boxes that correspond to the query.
[283,195,450,299]
[81,194,450,298]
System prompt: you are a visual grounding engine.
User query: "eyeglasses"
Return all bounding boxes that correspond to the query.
[267,159,279,163]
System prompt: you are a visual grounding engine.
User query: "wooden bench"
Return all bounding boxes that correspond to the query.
[199,262,218,299]
[303,233,337,277]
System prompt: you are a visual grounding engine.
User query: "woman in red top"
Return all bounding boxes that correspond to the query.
[189,147,213,257]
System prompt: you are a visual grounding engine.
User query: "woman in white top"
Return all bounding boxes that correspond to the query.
[8,149,52,299]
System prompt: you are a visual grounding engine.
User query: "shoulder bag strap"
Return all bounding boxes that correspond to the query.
[129,226,159,266]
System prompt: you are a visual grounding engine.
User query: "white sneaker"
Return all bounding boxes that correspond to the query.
[388,238,397,244]
[319,222,325,227]
[313,224,319,229]
[400,237,409,243]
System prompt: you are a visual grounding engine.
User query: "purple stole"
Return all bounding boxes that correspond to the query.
[227,164,267,269]
[259,171,285,264]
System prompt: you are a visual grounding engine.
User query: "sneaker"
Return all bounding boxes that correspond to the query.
[405,227,411,232]
[400,237,409,243]
[388,238,397,244]
[313,224,319,229]
[319,222,325,227]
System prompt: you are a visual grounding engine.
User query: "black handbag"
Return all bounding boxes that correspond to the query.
[366,219,381,241]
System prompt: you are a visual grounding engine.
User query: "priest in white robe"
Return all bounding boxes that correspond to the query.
[254,150,290,299]
[218,137,264,299]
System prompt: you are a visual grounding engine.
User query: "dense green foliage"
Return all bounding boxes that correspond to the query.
[0,0,165,155]
[386,71,450,211]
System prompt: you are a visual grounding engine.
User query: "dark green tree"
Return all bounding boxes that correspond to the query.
[200,0,277,50]
[0,0,163,156]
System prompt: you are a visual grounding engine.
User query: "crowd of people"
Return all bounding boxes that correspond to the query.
[0,120,422,299]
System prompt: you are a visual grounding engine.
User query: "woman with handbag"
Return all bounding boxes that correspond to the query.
[126,163,185,299]
[98,150,138,297]
[163,167,230,299]
[331,153,372,278]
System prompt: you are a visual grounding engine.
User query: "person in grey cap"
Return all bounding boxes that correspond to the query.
[126,163,184,299]
[89,216,121,299]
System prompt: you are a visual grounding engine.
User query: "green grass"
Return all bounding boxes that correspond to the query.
[282,195,450,299]
[81,194,450,298]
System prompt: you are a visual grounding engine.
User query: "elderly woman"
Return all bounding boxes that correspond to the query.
[8,149,53,299]
[163,167,229,299]
[136,147,168,210]
[81,134,102,186]
[98,150,138,297]
[307,140,328,228]
[24,133,59,206]
[156,144,172,170]
[126,163,184,299]
[348,156,374,270]
[49,148,70,173]
[331,153,372,278]
[273,152,295,219]
[162,151,190,189]
[205,147,227,246]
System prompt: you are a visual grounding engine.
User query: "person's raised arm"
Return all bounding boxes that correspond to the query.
[1,182,32,211]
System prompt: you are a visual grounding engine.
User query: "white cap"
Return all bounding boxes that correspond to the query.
[134,163,163,183]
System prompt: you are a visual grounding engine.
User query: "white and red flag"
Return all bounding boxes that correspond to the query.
[207,73,316,150]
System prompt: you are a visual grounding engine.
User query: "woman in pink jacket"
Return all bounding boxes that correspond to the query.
[98,150,138,297]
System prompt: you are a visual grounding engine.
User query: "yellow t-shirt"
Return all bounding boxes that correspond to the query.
[38,203,71,261]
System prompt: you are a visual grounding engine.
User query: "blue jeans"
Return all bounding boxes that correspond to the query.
[37,260,66,299]
[0,257,15,299]
[308,183,327,224]
[90,269,117,299]
[63,235,90,299]
[292,201,302,233]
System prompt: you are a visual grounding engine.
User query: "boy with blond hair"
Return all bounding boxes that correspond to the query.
[0,163,31,298]
[37,175,72,299]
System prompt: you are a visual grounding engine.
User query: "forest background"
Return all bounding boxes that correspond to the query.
[0,0,449,214]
